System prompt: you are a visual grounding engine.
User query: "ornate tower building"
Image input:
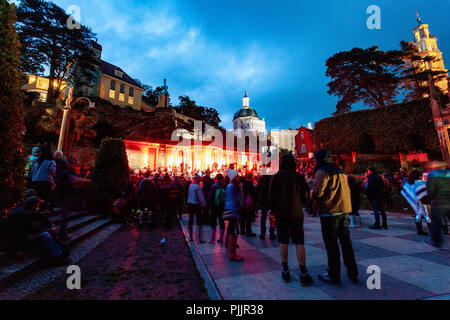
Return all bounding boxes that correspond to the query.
[412,14,449,95]
[413,15,450,165]
[233,91,266,136]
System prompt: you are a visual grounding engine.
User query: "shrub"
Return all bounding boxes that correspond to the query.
[89,138,129,215]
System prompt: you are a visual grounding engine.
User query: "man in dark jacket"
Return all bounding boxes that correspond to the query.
[312,149,358,285]
[8,196,69,265]
[365,167,388,230]
[257,168,276,240]
[269,153,313,286]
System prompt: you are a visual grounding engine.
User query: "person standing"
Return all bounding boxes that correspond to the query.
[207,174,226,243]
[30,146,56,213]
[312,149,359,285]
[224,170,244,261]
[53,151,72,240]
[187,176,207,243]
[241,173,257,237]
[257,168,276,240]
[269,153,313,285]
[426,162,450,248]
[347,175,362,228]
[401,170,432,236]
[365,167,388,230]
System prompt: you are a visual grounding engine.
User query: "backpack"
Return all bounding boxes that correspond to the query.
[214,187,226,207]
[113,197,127,216]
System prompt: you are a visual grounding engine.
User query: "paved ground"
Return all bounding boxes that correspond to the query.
[19,224,209,300]
[181,210,450,300]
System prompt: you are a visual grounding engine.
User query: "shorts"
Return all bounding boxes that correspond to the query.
[276,217,304,245]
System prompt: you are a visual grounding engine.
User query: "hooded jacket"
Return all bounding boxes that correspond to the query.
[269,154,309,219]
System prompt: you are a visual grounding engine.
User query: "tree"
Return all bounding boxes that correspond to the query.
[134,79,164,107]
[398,40,448,101]
[0,0,25,214]
[16,0,97,104]
[326,46,403,114]
[89,138,129,214]
[174,95,221,127]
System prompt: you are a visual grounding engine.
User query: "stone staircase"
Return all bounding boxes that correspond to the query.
[0,208,115,290]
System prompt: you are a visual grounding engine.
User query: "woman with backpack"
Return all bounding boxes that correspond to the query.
[207,174,226,243]
[30,146,56,213]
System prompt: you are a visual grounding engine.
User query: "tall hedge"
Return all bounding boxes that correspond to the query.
[314,99,441,155]
[0,1,24,214]
[89,138,129,214]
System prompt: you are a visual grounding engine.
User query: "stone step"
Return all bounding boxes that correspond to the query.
[49,211,85,225]
[0,216,113,290]
[66,215,101,234]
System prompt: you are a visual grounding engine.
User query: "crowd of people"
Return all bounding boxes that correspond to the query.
[118,149,449,286]
[3,143,449,284]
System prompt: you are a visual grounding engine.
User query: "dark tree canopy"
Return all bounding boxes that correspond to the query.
[326,46,404,114]
[0,0,25,213]
[174,95,221,127]
[16,0,97,103]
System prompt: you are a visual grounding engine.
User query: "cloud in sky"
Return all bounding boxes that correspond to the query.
[48,0,450,130]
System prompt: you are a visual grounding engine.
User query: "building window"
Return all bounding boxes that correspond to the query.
[128,96,134,105]
[109,80,116,99]
[301,144,306,154]
[119,84,125,102]
[128,86,134,104]
[301,132,304,140]
[114,70,124,78]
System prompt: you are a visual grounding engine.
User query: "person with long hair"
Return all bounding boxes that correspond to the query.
[30,145,56,213]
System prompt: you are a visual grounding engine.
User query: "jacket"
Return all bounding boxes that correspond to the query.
[269,169,309,220]
[313,164,352,214]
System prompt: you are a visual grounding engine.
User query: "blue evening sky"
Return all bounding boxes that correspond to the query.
[45,1,450,129]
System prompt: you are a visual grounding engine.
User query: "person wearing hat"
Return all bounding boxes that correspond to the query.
[8,195,69,266]
[187,175,207,243]
[25,147,41,185]
[269,153,313,285]
[312,149,358,285]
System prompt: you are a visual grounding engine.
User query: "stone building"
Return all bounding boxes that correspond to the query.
[233,92,266,136]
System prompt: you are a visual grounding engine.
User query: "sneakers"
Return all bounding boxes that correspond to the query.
[318,271,341,286]
[300,272,313,286]
[281,269,291,282]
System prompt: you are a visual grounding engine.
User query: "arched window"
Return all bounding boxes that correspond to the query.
[128,87,134,105]
[301,144,306,154]
[119,84,125,102]
[109,80,116,99]
[301,131,304,140]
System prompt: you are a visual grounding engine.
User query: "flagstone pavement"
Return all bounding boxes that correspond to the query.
[181,210,450,300]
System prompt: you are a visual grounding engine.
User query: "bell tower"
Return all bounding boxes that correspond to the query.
[412,13,449,95]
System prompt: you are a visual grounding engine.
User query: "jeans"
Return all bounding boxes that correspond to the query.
[320,214,358,281]
[260,209,275,236]
[370,199,387,225]
[210,206,225,229]
[34,232,63,258]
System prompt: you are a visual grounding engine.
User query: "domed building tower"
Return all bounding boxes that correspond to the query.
[233,91,266,136]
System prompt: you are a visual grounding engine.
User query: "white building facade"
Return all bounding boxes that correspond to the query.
[233,92,266,136]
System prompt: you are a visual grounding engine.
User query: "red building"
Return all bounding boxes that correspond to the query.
[295,126,314,159]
